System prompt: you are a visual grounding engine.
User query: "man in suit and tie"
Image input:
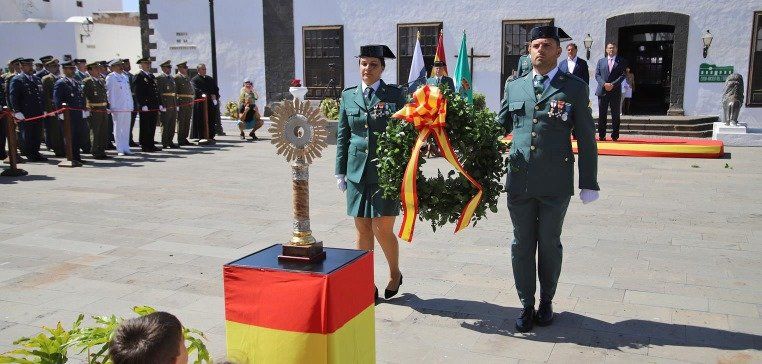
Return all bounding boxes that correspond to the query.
[558,43,589,84]
[595,42,628,141]
[426,60,455,91]
[134,58,165,152]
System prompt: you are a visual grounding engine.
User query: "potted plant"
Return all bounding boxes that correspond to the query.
[289,79,308,100]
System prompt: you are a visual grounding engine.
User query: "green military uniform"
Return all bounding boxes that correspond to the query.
[335,79,406,217]
[82,72,109,158]
[497,66,599,309]
[41,70,65,156]
[156,61,178,147]
[517,54,532,79]
[174,62,193,145]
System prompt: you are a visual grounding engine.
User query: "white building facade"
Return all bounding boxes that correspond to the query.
[145,1,762,129]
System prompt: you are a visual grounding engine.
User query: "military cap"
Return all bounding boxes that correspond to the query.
[122,58,130,63]
[529,26,571,42]
[108,58,124,67]
[358,44,396,59]
[433,60,446,67]
[176,61,188,68]
[34,61,44,66]
[136,57,151,64]
[159,60,172,68]
[39,55,54,63]
[99,60,108,68]
[60,60,76,68]
[86,61,101,70]
[74,58,87,64]
[44,59,59,67]
[20,58,35,64]
[9,57,23,65]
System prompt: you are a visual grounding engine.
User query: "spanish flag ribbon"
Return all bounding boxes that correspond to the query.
[392,85,483,242]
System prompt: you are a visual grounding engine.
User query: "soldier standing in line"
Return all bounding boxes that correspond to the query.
[1,58,23,161]
[105,59,133,156]
[35,56,54,79]
[174,61,194,146]
[74,59,89,81]
[156,60,179,148]
[134,58,164,152]
[9,58,46,161]
[53,60,88,163]
[41,59,65,157]
[83,62,111,159]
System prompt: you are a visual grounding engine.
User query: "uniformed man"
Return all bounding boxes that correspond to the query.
[156,60,179,148]
[174,61,194,146]
[497,26,599,333]
[190,63,220,141]
[74,59,89,81]
[516,42,532,78]
[1,58,23,161]
[105,59,134,155]
[122,59,139,147]
[83,62,110,159]
[97,61,117,150]
[53,60,88,163]
[426,60,455,91]
[41,59,65,157]
[35,56,54,79]
[9,58,46,161]
[134,57,164,152]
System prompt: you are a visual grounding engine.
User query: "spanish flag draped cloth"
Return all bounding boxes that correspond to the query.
[391,85,483,242]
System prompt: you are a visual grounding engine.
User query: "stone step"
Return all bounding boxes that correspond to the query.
[608,129,714,138]
[611,115,719,125]
[608,123,715,132]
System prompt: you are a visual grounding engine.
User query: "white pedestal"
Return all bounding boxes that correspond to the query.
[712,122,762,147]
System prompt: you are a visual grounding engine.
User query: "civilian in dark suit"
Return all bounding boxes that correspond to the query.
[558,43,589,84]
[9,58,46,161]
[134,58,164,152]
[191,63,220,140]
[595,42,627,141]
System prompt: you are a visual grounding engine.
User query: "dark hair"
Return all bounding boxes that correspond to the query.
[358,57,385,68]
[607,42,617,48]
[109,312,183,364]
[567,43,578,50]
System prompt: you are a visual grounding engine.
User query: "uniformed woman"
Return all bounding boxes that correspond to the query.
[335,45,406,300]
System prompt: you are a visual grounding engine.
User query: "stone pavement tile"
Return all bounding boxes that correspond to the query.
[115,271,196,291]
[375,302,415,322]
[471,332,556,362]
[39,277,140,297]
[558,272,614,288]
[79,297,147,319]
[664,283,762,305]
[34,291,105,311]
[624,291,708,311]
[612,277,667,293]
[708,299,759,317]
[575,299,673,323]
[612,266,686,284]
[0,322,44,344]
[0,299,58,325]
[670,309,729,330]
[547,342,607,363]
[570,285,625,302]
[26,308,90,329]
[686,274,757,291]
[105,227,172,240]
[0,285,71,306]
[421,347,517,363]
[647,341,762,364]
[603,351,690,364]
[139,240,240,259]
[402,322,484,351]
[579,312,685,342]
[727,315,762,336]
[104,246,202,264]
[1,235,117,255]
[671,237,742,250]
[0,268,28,284]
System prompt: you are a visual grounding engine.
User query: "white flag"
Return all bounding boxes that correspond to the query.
[407,34,426,88]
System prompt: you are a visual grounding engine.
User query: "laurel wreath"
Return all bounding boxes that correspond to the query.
[376,86,509,231]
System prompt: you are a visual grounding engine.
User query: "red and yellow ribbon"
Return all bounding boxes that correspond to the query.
[392,85,483,242]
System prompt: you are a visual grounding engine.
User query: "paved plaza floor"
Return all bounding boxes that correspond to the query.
[0,128,761,363]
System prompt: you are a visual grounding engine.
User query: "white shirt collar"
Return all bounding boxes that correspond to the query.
[567,56,578,63]
[361,79,381,94]
[532,67,558,81]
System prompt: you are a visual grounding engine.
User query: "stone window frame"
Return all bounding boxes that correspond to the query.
[747,11,762,107]
[396,22,443,85]
[302,25,344,100]
[500,18,554,100]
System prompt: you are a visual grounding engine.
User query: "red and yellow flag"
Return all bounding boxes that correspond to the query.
[431,30,448,76]
[392,85,482,242]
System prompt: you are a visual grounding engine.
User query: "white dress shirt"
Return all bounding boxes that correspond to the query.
[566,56,578,74]
[531,67,559,92]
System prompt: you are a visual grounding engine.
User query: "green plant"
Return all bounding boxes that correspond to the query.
[376,86,508,232]
[319,98,339,120]
[0,307,211,364]
[473,92,486,111]
[224,100,239,119]
[0,315,83,364]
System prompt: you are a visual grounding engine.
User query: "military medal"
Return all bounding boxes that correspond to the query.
[549,100,557,117]
[557,100,566,121]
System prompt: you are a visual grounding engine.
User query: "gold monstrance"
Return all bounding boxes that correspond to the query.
[269,96,329,262]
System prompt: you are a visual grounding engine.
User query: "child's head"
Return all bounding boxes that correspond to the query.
[109,311,188,364]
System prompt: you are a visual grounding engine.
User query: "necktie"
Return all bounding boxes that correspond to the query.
[608,58,614,72]
[364,87,374,103]
[533,74,547,99]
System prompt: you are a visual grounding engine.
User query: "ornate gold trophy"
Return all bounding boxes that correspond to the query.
[269,94,329,262]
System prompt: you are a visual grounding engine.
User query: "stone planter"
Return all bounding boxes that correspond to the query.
[289,86,308,100]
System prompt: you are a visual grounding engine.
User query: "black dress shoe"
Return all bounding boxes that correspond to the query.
[535,301,554,326]
[384,274,403,299]
[178,139,191,146]
[129,141,139,147]
[515,306,535,333]
[93,155,110,160]
[375,286,379,301]
[153,145,163,151]
[27,154,48,162]
[598,136,607,142]
[106,144,117,150]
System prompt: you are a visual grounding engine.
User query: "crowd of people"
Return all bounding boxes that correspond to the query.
[0,56,262,166]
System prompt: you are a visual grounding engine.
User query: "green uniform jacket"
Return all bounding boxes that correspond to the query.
[156,73,177,107]
[82,76,108,107]
[174,73,194,101]
[41,74,58,111]
[426,76,455,92]
[517,54,532,78]
[497,71,599,197]
[335,80,406,184]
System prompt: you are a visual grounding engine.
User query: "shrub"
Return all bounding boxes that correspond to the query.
[320,98,339,120]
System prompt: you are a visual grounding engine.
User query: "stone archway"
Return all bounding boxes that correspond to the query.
[606,12,689,115]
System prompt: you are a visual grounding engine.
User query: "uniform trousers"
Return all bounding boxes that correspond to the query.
[88,108,109,156]
[19,120,42,157]
[43,116,64,155]
[138,110,158,148]
[112,112,131,153]
[160,106,177,146]
[597,94,621,140]
[0,117,7,160]
[508,194,571,308]
[176,102,192,142]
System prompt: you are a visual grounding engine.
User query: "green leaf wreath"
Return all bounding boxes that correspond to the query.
[376,85,509,231]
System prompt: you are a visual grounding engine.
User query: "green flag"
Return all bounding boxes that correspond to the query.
[453,31,473,104]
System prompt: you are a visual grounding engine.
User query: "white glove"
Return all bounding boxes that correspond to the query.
[580,189,599,204]
[106,109,112,114]
[13,112,24,120]
[212,99,218,106]
[141,106,148,111]
[159,105,166,112]
[57,113,64,120]
[176,106,179,111]
[82,110,90,118]
[336,174,347,192]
